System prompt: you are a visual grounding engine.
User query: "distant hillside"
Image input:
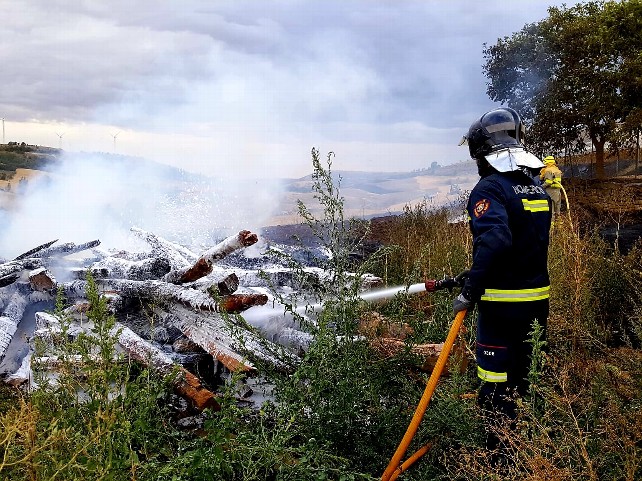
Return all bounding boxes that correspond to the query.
[0,144,200,184]
[0,145,207,215]
[0,144,480,226]
[0,143,62,180]
[270,163,479,225]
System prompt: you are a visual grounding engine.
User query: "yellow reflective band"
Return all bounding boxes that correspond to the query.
[480,285,550,302]
[478,366,507,382]
[522,199,550,212]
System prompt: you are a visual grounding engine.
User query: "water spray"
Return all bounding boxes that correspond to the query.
[294,274,465,315]
[242,274,466,352]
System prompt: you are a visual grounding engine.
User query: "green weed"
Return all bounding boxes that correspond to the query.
[1,149,641,480]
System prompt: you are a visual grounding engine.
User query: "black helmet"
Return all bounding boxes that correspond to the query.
[465,107,526,160]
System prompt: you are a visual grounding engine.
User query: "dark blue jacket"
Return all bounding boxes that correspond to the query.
[463,169,551,302]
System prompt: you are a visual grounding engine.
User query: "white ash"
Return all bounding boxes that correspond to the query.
[90,256,171,280]
[131,227,196,268]
[0,259,44,278]
[0,290,29,357]
[1,228,384,412]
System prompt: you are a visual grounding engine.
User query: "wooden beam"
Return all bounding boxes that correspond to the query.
[14,239,59,260]
[130,227,197,269]
[114,323,219,411]
[31,240,101,259]
[163,305,296,374]
[164,230,258,284]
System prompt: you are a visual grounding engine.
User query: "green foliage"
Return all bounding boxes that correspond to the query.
[1,150,641,480]
[0,274,182,480]
[250,149,482,478]
[296,148,372,314]
[0,147,57,173]
[148,370,369,481]
[483,0,642,178]
[548,218,642,348]
[526,318,547,414]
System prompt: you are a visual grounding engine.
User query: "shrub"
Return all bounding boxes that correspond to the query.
[0,275,182,480]
[1,149,641,480]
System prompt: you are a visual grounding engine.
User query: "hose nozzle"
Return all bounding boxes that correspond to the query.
[424,270,469,293]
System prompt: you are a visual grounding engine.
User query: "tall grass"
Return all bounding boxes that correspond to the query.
[1,149,641,480]
[449,214,642,480]
[0,276,180,480]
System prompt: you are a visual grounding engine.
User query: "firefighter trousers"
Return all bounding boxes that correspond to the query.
[475,298,549,444]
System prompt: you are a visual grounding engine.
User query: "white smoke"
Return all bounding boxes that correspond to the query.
[0,153,284,259]
[241,303,313,351]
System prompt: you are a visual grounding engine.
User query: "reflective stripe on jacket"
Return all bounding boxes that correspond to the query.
[477,366,508,383]
[480,285,550,302]
[463,170,552,302]
[540,165,563,189]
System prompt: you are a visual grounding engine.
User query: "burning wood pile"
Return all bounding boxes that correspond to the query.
[0,228,307,410]
[0,225,459,412]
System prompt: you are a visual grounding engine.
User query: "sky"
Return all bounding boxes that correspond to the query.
[0,1,574,179]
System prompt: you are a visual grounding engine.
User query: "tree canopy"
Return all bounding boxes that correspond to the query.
[483,0,642,179]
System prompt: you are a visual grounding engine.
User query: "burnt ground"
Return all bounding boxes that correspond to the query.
[260,223,320,247]
[564,177,642,253]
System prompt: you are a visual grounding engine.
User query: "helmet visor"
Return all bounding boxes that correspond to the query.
[485,147,545,172]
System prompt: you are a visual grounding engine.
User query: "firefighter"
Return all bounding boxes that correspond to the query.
[455,107,552,452]
[540,155,563,223]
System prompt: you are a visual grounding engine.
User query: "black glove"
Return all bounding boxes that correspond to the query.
[454,270,470,287]
[452,293,471,315]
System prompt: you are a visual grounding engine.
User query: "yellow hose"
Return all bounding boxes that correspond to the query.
[380,309,467,481]
[388,442,433,481]
[559,185,573,231]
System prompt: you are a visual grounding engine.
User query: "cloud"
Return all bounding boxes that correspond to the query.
[0,1,573,177]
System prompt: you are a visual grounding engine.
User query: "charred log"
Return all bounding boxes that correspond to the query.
[90,256,171,280]
[209,273,239,296]
[29,268,56,292]
[130,227,197,269]
[216,294,268,314]
[30,310,219,411]
[0,273,19,288]
[0,291,29,359]
[14,239,59,260]
[68,267,110,280]
[0,258,43,279]
[159,305,295,374]
[33,311,83,344]
[61,278,268,313]
[114,323,219,411]
[61,279,245,313]
[62,279,220,311]
[164,230,258,284]
[31,240,101,259]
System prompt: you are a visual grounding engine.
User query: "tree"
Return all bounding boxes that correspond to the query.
[483,0,642,179]
[603,0,642,155]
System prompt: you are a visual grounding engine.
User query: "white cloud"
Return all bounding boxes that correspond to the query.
[0,0,574,178]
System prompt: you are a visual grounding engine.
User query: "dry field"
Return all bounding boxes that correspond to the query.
[0,168,51,211]
[267,168,478,226]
